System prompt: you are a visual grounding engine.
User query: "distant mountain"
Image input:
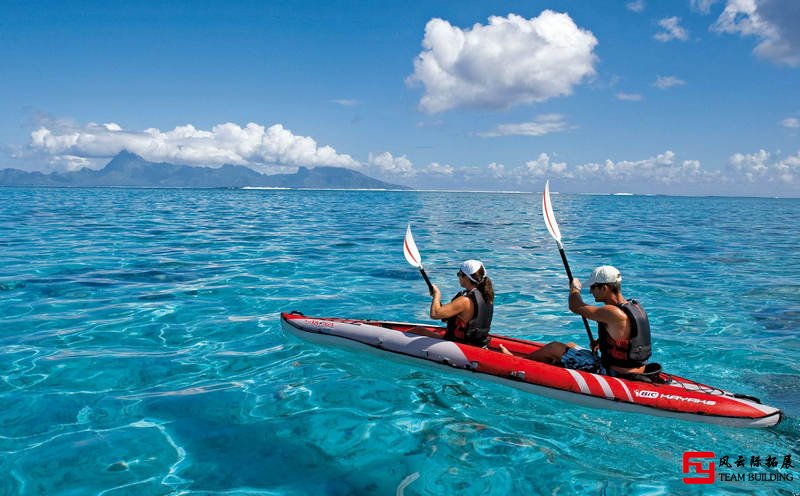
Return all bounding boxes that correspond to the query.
[0,151,411,190]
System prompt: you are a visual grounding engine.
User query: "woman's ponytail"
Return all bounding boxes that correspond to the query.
[478,276,494,305]
[471,266,494,305]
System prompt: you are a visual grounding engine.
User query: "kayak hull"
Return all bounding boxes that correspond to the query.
[281,312,782,428]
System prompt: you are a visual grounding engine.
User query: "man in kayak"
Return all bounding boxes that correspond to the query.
[411,260,495,347]
[501,265,652,377]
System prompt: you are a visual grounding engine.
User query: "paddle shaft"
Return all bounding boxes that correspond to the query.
[419,268,433,296]
[557,247,596,348]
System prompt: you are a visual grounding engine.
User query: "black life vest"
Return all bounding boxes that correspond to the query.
[598,299,651,369]
[444,288,493,347]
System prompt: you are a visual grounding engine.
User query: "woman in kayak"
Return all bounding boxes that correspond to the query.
[411,260,494,347]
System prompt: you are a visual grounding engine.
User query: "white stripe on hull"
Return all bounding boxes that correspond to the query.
[593,375,615,400]
[611,377,634,402]
[565,369,591,394]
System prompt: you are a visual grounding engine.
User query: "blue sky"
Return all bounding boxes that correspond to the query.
[1,0,798,196]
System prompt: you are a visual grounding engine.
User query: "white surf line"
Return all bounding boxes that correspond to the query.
[396,472,420,496]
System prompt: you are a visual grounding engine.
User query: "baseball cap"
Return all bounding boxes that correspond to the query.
[583,265,621,288]
[459,260,485,283]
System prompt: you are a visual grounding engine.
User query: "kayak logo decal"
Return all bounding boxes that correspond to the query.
[634,389,717,406]
[309,319,335,329]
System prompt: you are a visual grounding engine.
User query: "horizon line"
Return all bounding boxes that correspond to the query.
[1,185,796,199]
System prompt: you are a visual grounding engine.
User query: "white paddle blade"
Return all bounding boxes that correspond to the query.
[403,224,423,268]
[542,180,562,242]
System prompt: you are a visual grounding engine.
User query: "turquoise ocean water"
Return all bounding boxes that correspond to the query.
[1,188,799,495]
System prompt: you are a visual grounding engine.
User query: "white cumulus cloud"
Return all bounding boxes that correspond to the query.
[524,153,569,178]
[574,150,710,184]
[487,162,507,178]
[782,117,800,128]
[407,11,598,113]
[653,75,686,89]
[478,114,573,137]
[367,151,415,176]
[331,99,361,106]
[49,155,94,171]
[691,0,720,14]
[712,0,800,66]
[627,1,646,13]
[655,17,689,42]
[485,150,716,186]
[520,149,800,189]
[27,121,360,171]
[425,162,454,175]
[729,149,800,183]
[616,92,644,101]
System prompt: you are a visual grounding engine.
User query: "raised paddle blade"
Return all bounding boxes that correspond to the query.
[542,180,596,350]
[543,180,562,244]
[403,224,423,268]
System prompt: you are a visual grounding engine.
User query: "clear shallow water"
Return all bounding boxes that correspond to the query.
[1,188,799,495]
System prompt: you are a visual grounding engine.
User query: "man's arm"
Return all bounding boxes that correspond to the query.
[568,278,615,322]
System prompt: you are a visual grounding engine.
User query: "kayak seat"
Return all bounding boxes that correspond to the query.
[617,363,665,384]
[644,362,662,375]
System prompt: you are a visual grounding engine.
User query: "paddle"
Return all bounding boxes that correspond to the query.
[403,223,434,295]
[542,181,596,351]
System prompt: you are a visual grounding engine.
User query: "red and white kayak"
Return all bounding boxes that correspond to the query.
[281,312,782,428]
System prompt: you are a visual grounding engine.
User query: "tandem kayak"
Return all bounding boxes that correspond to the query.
[281,312,782,428]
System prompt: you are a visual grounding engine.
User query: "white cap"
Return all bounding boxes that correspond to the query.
[459,260,486,283]
[583,265,621,288]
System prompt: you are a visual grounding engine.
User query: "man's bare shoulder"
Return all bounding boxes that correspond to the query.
[598,304,626,320]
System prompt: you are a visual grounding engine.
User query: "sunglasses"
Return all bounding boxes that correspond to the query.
[590,283,605,291]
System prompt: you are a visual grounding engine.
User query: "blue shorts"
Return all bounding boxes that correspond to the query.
[560,348,609,375]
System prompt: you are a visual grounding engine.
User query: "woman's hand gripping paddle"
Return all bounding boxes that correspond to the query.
[542,181,596,352]
[403,224,434,296]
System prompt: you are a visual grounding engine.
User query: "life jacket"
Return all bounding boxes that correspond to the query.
[598,299,651,369]
[444,288,493,347]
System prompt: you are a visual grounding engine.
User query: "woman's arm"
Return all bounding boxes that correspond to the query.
[429,285,470,320]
